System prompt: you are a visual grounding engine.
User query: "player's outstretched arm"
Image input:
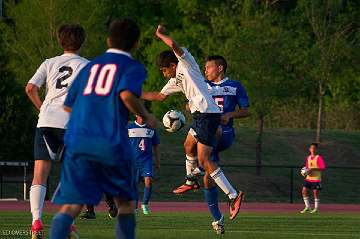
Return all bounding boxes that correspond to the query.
[121,90,157,128]
[221,108,249,125]
[25,83,42,111]
[141,91,167,102]
[155,25,184,57]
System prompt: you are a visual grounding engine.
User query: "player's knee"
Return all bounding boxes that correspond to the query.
[144,177,152,187]
[116,199,135,215]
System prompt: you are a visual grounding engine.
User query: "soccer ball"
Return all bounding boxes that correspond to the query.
[300,166,309,177]
[162,110,186,133]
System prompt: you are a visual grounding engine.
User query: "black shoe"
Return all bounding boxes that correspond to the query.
[80,210,96,219]
[108,204,118,218]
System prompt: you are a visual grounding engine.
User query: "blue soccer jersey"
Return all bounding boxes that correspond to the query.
[127,121,160,166]
[63,49,147,165]
[207,77,249,131]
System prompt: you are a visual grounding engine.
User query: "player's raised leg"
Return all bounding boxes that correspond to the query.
[173,132,200,194]
[198,141,244,220]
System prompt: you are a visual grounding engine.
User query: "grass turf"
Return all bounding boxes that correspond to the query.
[0,211,359,238]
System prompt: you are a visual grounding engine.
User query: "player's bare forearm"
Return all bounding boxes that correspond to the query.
[230,108,250,119]
[155,25,184,57]
[25,83,42,111]
[141,91,167,102]
[120,90,157,128]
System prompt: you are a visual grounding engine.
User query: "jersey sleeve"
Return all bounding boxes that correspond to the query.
[175,47,198,70]
[117,63,147,97]
[64,69,82,108]
[152,130,160,145]
[160,78,182,95]
[317,155,326,170]
[236,83,250,108]
[28,60,48,87]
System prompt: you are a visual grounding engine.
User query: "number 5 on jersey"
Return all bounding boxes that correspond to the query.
[83,64,117,96]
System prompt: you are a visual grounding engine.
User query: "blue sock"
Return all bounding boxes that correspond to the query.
[142,186,152,205]
[204,187,222,221]
[116,213,136,239]
[50,213,73,239]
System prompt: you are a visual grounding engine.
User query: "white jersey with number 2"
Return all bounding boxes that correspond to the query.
[28,53,89,129]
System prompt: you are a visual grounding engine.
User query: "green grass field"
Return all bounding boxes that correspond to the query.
[1,211,359,239]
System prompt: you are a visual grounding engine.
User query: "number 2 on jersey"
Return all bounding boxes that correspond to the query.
[83,64,117,95]
[138,139,146,151]
[56,66,73,89]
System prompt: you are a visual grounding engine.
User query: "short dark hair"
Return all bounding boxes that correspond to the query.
[156,50,178,68]
[310,143,318,148]
[108,18,140,51]
[206,55,227,74]
[57,24,86,51]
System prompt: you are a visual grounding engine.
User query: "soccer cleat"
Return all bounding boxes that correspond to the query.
[31,219,44,239]
[172,181,200,194]
[300,207,311,214]
[211,215,225,235]
[67,224,79,239]
[80,210,96,219]
[108,204,118,219]
[229,191,244,220]
[310,208,319,214]
[141,204,150,215]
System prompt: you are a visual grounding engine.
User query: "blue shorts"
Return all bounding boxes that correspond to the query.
[135,159,153,183]
[211,128,235,162]
[52,151,137,205]
[303,181,322,190]
[190,112,221,147]
[34,127,65,161]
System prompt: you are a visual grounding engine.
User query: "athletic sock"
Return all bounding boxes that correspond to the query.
[204,187,222,221]
[142,186,152,205]
[303,197,310,208]
[30,184,46,223]
[116,213,136,239]
[210,168,237,199]
[185,155,198,185]
[314,198,320,209]
[50,213,73,239]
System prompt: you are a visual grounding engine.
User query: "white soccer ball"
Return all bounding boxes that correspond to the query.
[300,166,309,177]
[162,110,186,133]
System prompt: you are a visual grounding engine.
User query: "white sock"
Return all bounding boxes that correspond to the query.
[30,185,46,223]
[315,198,320,209]
[185,155,197,185]
[210,168,237,199]
[303,197,310,208]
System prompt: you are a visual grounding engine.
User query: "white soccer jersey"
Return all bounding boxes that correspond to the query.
[28,53,89,129]
[160,48,221,113]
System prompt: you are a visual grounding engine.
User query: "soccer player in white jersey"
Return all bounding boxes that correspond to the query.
[142,25,244,221]
[25,24,88,239]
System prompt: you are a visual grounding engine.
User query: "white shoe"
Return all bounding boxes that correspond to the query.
[211,215,225,234]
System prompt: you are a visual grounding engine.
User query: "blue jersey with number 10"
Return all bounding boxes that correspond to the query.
[64,49,147,165]
[128,122,160,165]
[207,77,249,131]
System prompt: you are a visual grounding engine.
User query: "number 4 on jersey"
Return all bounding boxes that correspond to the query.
[138,139,146,151]
[83,64,117,96]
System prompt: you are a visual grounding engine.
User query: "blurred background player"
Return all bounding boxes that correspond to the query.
[300,143,326,214]
[128,115,160,215]
[177,55,250,234]
[141,25,244,221]
[49,18,156,239]
[25,24,88,239]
